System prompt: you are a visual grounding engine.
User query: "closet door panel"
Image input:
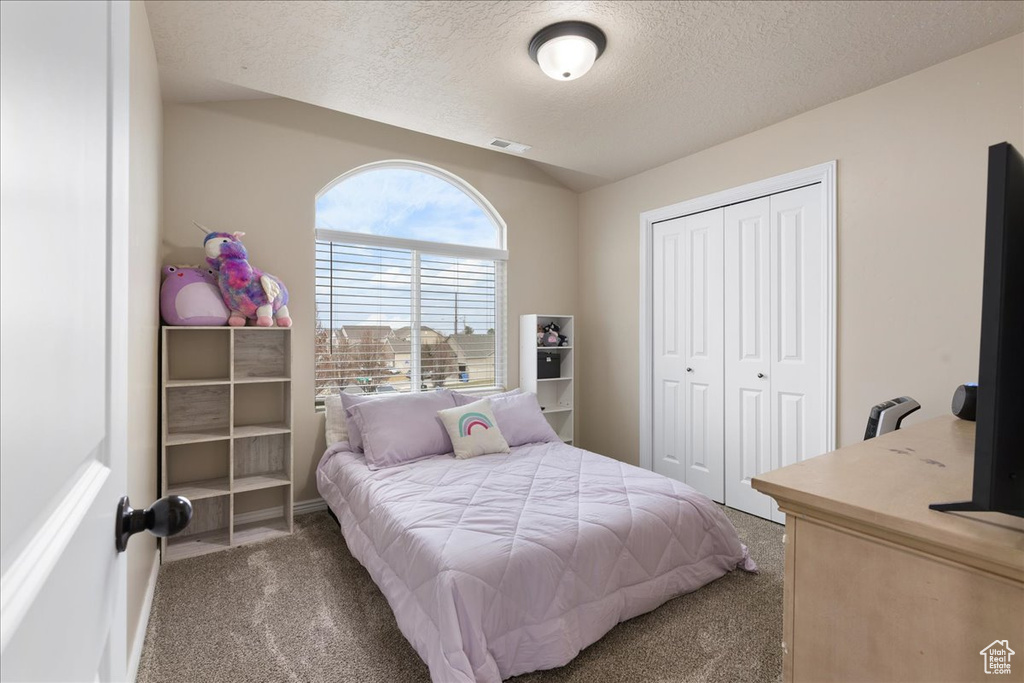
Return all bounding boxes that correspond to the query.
[652,218,687,483]
[682,209,725,502]
[724,198,773,518]
[770,185,825,522]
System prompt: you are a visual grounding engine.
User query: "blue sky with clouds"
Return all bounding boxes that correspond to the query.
[315,168,498,248]
[315,169,498,335]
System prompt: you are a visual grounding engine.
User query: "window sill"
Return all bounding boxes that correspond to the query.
[314,385,507,412]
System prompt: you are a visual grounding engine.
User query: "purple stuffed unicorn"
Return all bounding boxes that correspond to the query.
[199,226,291,328]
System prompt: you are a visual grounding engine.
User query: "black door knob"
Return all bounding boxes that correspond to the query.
[757,373,765,379]
[115,495,193,552]
[686,367,693,373]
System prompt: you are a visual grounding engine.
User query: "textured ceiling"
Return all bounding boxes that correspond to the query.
[146,1,1023,191]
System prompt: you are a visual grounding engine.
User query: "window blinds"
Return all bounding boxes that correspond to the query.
[315,240,504,399]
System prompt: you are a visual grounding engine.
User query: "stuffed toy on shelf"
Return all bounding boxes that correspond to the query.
[537,322,569,347]
[159,265,230,326]
[196,222,291,327]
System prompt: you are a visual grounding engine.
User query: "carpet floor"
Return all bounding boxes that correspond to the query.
[138,507,783,683]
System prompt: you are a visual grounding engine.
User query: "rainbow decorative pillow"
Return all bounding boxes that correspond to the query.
[437,398,510,460]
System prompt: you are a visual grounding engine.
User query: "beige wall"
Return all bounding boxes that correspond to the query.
[126,0,162,670]
[161,99,578,502]
[577,35,1024,464]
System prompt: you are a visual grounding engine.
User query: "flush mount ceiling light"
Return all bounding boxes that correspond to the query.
[528,21,607,82]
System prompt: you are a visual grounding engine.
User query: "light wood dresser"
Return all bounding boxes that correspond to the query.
[753,416,1024,682]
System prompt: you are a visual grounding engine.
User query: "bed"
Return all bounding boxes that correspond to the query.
[317,437,756,683]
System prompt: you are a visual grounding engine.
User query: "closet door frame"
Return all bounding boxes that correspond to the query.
[638,161,837,474]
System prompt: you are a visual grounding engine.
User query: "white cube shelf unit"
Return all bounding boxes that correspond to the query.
[520,314,574,444]
[160,326,293,562]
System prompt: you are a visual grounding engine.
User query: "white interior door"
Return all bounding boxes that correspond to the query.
[768,184,825,523]
[724,197,774,519]
[652,210,725,501]
[682,209,725,502]
[1,1,129,680]
[652,217,688,484]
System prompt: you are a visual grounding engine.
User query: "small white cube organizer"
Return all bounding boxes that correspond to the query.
[519,314,574,444]
[160,326,293,562]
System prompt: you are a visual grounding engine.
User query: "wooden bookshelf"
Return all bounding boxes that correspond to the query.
[160,326,293,562]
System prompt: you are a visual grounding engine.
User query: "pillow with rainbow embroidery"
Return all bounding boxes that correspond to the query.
[437,398,510,460]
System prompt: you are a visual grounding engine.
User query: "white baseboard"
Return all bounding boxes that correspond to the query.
[294,497,328,516]
[233,498,328,526]
[127,549,160,683]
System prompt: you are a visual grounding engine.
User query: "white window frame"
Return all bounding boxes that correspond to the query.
[315,160,509,400]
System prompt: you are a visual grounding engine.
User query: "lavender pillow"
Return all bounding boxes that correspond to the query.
[348,390,458,470]
[489,392,560,447]
[340,392,386,452]
[452,387,521,407]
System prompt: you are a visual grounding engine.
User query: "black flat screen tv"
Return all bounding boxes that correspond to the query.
[931,142,1024,517]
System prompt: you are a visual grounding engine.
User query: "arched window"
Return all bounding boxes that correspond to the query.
[315,161,507,399]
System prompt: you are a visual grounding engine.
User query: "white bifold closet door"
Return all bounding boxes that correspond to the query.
[724,184,826,521]
[723,197,773,518]
[653,184,826,521]
[652,209,725,502]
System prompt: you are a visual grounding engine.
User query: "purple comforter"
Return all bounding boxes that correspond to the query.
[317,440,756,682]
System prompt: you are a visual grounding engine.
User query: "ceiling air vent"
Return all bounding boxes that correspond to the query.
[488,138,532,154]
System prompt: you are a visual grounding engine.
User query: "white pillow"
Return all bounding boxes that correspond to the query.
[437,398,511,460]
[324,395,348,445]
